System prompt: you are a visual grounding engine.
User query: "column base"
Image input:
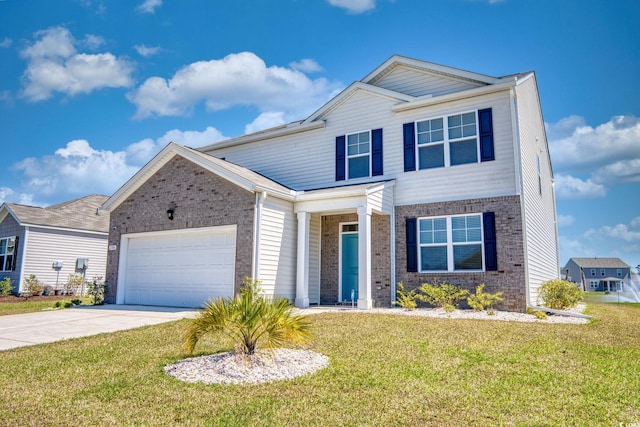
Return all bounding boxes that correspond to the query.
[357,298,373,310]
[295,297,310,308]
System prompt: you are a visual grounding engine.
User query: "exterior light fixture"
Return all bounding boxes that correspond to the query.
[166,208,175,220]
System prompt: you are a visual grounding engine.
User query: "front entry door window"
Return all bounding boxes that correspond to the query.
[341,223,358,302]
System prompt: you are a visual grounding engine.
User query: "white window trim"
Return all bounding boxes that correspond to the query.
[415,110,481,170]
[346,130,372,180]
[417,213,484,273]
[0,236,16,272]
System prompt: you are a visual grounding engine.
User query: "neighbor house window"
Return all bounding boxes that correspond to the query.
[416,111,479,169]
[347,131,370,179]
[418,214,483,272]
[591,269,596,276]
[601,269,606,277]
[617,269,622,277]
[0,237,16,271]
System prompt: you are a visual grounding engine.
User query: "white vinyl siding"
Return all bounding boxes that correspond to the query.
[257,197,296,300]
[515,77,560,304]
[370,65,484,97]
[20,227,107,292]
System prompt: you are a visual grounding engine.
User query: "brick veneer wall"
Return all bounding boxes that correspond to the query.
[395,195,527,312]
[320,212,391,307]
[105,155,255,303]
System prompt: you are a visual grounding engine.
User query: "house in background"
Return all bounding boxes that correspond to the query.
[101,55,559,312]
[0,195,109,293]
[563,257,632,292]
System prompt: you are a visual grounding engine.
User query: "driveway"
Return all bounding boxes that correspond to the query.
[0,304,199,351]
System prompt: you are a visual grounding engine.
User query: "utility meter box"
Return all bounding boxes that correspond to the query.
[76,258,89,271]
[52,261,63,270]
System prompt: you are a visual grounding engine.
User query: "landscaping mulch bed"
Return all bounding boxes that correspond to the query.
[0,295,72,304]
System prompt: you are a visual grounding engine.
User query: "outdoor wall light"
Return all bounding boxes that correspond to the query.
[166,208,175,220]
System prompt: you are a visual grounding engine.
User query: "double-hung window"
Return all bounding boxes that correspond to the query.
[416,111,479,170]
[601,269,606,277]
[418,214,483,272]
[347,131,370,179]
[0,237,16,272]
[617,269,622,277]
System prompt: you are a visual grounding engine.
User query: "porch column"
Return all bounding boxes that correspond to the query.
[295,211,310,308]
[357,206,372,309]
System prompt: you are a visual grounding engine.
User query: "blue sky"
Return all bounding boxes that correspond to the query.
[1,0,639,269]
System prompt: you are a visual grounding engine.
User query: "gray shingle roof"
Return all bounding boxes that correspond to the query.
[568,257,631,269]
[6,194,109,233]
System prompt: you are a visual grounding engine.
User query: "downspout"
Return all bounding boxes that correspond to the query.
[251,191,267,280]
[390,206,396,306]
[527,304,592,319]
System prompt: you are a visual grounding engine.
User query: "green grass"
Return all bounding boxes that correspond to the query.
[1,303,639,426]
[0,297,92,316]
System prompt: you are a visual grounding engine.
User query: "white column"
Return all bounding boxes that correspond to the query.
[357,206,372,309]
[295,211,310,308]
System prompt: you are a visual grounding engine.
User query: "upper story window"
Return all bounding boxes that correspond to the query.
[404,108,494,173]
[591,269,596,276]
[601,269,606,276]
[617,269,622,277]
[0,237,16,272]
[415,111,479,170]
[347,131,370,179]
[418,213,483,272]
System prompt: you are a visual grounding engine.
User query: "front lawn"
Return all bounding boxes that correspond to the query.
[1,303,639,426]
[0,296,92,316]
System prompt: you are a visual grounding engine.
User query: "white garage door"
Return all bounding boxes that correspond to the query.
[121,226,236,307]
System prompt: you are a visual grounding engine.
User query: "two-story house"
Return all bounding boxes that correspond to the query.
[563,257,632,292]
[101,55,559,312]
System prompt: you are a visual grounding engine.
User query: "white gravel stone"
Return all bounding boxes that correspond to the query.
[165,348,330,385]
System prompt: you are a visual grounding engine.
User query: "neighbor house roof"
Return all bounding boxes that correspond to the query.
[567,257,631,269]
[0,194,109,233]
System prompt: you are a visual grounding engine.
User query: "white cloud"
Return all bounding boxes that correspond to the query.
[597,223,640,243]
[82,34,105,50]
[134,44,161,57]
[557,214,575,227]
[127,51,342,120]
[290,59,324,73]
[0,37,12,48]
[554,174,606,199]
[631,217,640,229]
[137,0,162,14]
[20,26,134,101]
[10,127,228,202]
[245,112,287,134]
[327,0,376,13]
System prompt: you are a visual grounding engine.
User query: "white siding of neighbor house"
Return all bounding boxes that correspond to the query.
[258,196,296,300]
[308,213,321,305]
[515,76,560,305]
[371,65,485,97]
[21,227,107,292]
[207,88,518,208]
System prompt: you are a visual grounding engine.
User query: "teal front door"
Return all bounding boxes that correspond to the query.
[341,232,359,302]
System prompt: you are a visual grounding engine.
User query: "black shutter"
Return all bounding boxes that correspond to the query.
[336,135,346,181]
[403,122,416,172]
[406,217,418,272]
[478,108,495,162]
[371,128,383,176]
[483,212,497,271]
[11,236,19,271]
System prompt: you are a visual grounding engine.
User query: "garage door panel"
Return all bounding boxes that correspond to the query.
[122,227,236,308]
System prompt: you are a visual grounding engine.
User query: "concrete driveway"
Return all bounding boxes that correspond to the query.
[0,304,199,351]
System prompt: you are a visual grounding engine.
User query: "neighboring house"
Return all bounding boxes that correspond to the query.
[563,257,632,292]
[0,195,109,293]
[101,55,559,312]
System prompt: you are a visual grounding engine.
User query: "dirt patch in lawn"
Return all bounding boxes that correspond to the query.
[0,295,72,304]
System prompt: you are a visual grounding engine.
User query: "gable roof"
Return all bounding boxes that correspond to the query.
[0,194,109,233]
[567,257,631,269]
[101,142,296,212]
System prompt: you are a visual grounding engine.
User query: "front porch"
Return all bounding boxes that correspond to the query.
[293,181,395,310]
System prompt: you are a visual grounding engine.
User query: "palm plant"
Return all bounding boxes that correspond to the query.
[183,278,312,356]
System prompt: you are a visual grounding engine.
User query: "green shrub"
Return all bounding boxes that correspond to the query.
[527,307,547,320]
[64,274,86,295]
[87,276,106,305]
[538,279,582,309]
[467,284,504,315]
[71,299,82,306]
[395,282,417,310]
[417,279,469,312]
[54,300,74,309]
[24,274,43,295]
[0,277,13,296]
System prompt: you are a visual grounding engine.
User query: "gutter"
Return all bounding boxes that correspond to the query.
[528,304,592,319]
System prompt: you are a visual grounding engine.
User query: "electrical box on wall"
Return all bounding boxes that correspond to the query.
[52,261,63,270]
[76,258,89,271]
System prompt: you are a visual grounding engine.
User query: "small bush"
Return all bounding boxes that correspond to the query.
[24,274,43,295]
[71,299,82,306]
[64,274,86,295]
[0,277,13,296]
[467,284,504,315]
[54,300,74,309]
[87,276,106,305]
[417,279,469,312]
[538,279,582,309]
[395,282,417,310]
[527,307,547,320]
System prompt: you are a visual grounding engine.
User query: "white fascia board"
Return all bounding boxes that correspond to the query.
[304,82,415,124]
[198,120,326,152]
[363,55,500,86]
[0,205,22,227]
[254,185,296,201]
[21,224,108,236]
[391,78,517,113]
[294,195,368,214]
